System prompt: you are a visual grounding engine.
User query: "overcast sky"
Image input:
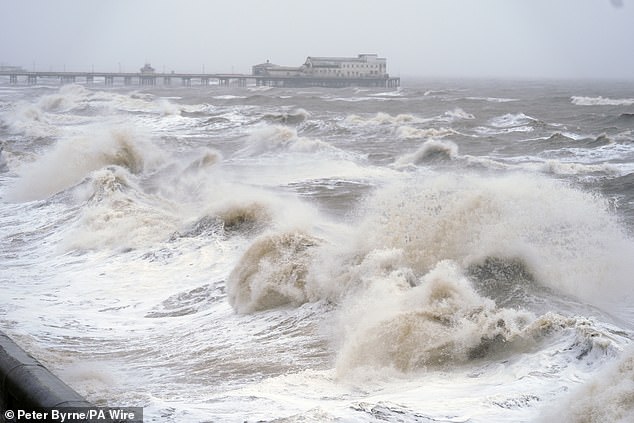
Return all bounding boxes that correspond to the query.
[1,0,633,79]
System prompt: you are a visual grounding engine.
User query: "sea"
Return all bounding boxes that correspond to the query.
[0,77,633,423]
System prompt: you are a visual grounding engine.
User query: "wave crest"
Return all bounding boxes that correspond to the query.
[262,108,310,125]
[7,126,160,202]
[345,112,420,126]
[336,261,534,373]
[227,231,321,313]
[312,173,634,312]
[395,126,456,140]
[571,96,634,106]
[238,125,334,156]
[394,139,459,167]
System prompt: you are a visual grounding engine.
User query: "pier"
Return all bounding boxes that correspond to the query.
[0,70,250,87]
[0,70,399,89]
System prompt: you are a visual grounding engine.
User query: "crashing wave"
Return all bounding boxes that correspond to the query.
[238,125,335,156]
[394,139,459,167]
[227,231,321,313]
[6,126,162,202]
[336,260,535,373]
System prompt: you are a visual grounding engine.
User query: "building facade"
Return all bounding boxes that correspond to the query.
[251,54,398,88]
[302,54,387,78]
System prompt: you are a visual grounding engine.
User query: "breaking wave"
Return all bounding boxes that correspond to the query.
[351,173,632,305]
[336,260,535,372]
[227,231,321,313]
[3,102,59,138]
[224,171,634,312]
[345,112,421,126]
[538,160,618,176]
[393,139,459,167]
[36,84,93,112]
[178,202,272,238]
[466,96,518,103]
[440,108,475,122]
[395,126,456,139]
[226,171,634,379]
[262,108,310,125]
[62,167,180,251]
[571,96,634,106]
[6,126,163,202]
[335,259,624,375]
[237,125,335,156]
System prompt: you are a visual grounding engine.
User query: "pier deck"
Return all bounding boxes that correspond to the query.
[0,71,400,88]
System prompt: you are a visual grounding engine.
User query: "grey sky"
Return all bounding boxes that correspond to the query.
[1,0,633,79]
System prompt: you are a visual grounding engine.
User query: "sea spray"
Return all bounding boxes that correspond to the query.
[227,231,321,313]
[6,125,162,202]
[237,124,335,156]
[228,170,634,313]
[335,260,534,374]
[3,79,634,422]
[327,172,634,307]
[393,139,459,167]
[539,345,634,423]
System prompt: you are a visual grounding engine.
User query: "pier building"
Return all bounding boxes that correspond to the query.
[252,54,399,88]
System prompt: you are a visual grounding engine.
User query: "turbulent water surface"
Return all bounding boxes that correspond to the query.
[1,78,633,422]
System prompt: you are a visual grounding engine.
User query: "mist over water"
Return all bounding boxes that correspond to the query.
[1,78,633,422]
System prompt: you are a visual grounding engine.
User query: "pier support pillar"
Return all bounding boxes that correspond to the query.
[60,76,76,85]
[141,76,156,86]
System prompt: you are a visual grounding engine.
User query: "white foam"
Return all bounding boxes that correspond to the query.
[3,81,634,423]
[308,172,634,309]
[466,96,518,103]
[489,112,536,128]
[227,231,321,313]
[571,96,634,106]
[395,126,457,139]
[344,112,423,126]
[335,260,533,374]
[539,345,634,422]
[6,125,164,202]
[237,125,335,156]
[440,108,475,122]
[393,139,459,167]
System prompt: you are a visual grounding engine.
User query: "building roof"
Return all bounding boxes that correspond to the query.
[306,54,383,63]
[253,60,280,68]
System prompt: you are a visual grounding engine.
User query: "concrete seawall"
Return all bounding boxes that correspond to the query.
[0,332,91,419]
